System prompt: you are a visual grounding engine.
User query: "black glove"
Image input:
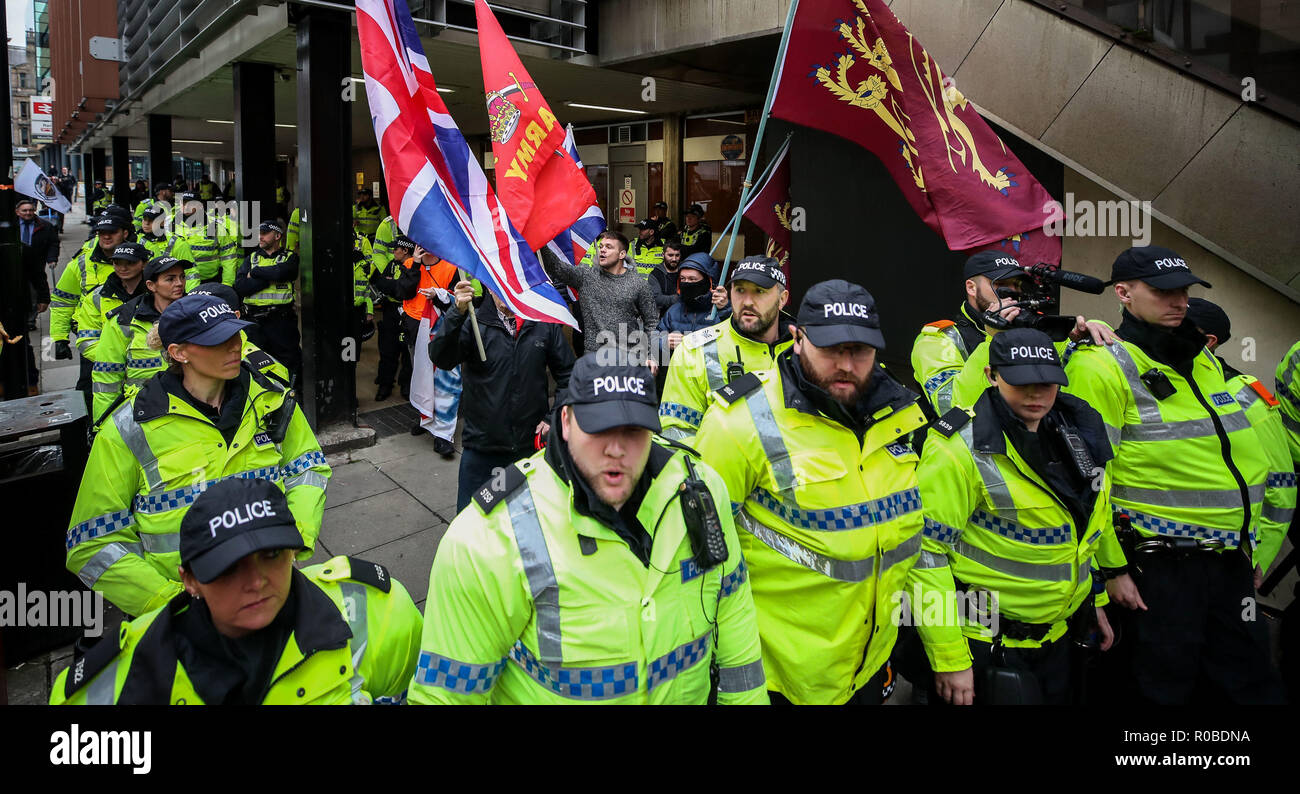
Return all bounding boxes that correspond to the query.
[54,340,73,360]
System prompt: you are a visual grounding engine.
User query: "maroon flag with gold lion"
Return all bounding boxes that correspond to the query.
[769,0,1059,264]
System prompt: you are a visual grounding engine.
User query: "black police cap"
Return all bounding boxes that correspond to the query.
[180,479,303,584]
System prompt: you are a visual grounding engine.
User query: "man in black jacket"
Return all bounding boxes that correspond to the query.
[14,198,59,388]
[431,277,576,513]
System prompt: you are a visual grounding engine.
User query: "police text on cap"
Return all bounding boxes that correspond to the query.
[207,499,277,537]
[823,302,872,319]
[1008,345,1054,361]
[197,303,235,324]
[592,375,647,397]
[1153,257,1188,271]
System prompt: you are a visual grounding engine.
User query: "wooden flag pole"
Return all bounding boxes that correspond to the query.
[709,0,802,321]
[458,268,488,362]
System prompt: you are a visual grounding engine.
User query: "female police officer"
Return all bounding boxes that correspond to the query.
[65,293,330,620]
[910,328,1128,705]
[53,478,422,704]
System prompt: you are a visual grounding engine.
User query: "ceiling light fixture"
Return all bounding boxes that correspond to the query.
[564,102,647,115]
[172,139,224,145]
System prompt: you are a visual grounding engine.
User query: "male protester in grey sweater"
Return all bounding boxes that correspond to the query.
[540,230,659,361]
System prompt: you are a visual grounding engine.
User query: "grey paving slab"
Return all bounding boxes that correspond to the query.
[324,461,399,508]
[5,662,49,705]
[320,488,439,556]
[379,453,462,525]
[359,523,449,606]
[363,432,440,465]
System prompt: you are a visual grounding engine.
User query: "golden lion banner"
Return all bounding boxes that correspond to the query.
[769,0,1059,263]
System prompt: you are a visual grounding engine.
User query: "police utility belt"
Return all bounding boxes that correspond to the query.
[246,303,295,321]
[1113,512,1226,556]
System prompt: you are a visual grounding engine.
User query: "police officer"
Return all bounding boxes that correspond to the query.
[1184,298,1295,578]
[197,174,219,202]
[629,218,664,278]
[658,256,792,443]
[651,200,677,242]
[75,242,150,371]
[409,358,766,704]
[133,182,173,232]
[91,180,111,213]
[139,204,192,263]
[235,221,302,382]
[1063,245,1282,704]
[693,280,927,704]
[65,293,329,619]
[174,193,238,288]
[678,203,711,259]
[353,187,386,241]
[371,214,402,274]
[190,281,291,387]
[53,478,421,705]
[369,235,417,401]
[911,251,1113,415]
[89,256,190,424]
[912,328,1125,705]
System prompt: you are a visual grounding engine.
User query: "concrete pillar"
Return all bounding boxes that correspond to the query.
[147,114,172,189]
[112,136,131,207]
[233,61,276,221]
[663,113,684,225]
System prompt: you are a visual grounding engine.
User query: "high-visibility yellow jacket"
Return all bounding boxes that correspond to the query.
[73,274,146,361]
[371,215,401,276]
[237,247,299,308]
[912,391,1125,671]
[1277,340,1300,465]
[66,366,329,618]
[353,233,375,314]
[287,207,301,253]
[50,244,116,342]
[629,239,663,279]
[693,355,928,704]
[353,202,386,239]
[139,231,192,264]
[175,210,239,287]
[51,558,422,705]
[408,441,767,705]
[658,317,793,443]
[1223,368,1295,572]
[1063,317,1270,554]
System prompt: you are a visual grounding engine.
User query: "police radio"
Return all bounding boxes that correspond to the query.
[725,346,745,383]
[680,457,728,570]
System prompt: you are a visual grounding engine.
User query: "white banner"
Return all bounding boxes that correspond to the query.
[14,159,72,215]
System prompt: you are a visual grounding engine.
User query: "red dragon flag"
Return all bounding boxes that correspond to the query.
[769,0,1060,264]
[476,0,596,251]
[741,136,794,283]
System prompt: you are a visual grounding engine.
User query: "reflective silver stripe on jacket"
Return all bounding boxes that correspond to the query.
[286,471,329,491]
[140,532,180,554]
[1104,342,1163,423]
[737,509,874,582]
[916,549,949,569]
[1121,411,1251,442]
[954,539,1078,582]
[1262,504,1294,525]
[959,423,1016,512]
[506,484,563,664]
[112,405,163,492]
[744,384,796,492]
[340,580,370,682]
[86,660,118,705]
[76,542,142,588]
[880,533,922,572]
[941,325,968,359]
[701,338,725,391]
[1111,483,1264,510]
[717,659,766,694]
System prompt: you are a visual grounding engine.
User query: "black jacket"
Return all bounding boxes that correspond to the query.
[19,216,58,305]
[429,300,575,454]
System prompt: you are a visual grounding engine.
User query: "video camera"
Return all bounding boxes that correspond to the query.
[982,262,1107,342]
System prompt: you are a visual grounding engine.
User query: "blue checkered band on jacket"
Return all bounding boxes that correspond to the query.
[751,486,921,531]
[718,559,748,598]
[91,361,127,373]
[1268,472,1298,489]
[922,517,961,546]
[66,509,135,550]
[126,356,164,370]
[52,287,78,302]
[282,451,326,477]
[1118,508,1242,547]
[645,633,712,692]
[969,509,1073,545]
[413,650,505,695]
[76,329,101,341]
[133,464,284,514]
[923,370,955,396]
[658,401,704,428]
[508,640,638,700]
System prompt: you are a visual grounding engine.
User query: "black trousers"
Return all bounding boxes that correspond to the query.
[1119,549,1284,704]
[249,307,302,385]
[902,624,1075,705]
[376,302,410,390]
[76,354,92,414]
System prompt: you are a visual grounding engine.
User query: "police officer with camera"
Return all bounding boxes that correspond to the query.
[409,358,766,704]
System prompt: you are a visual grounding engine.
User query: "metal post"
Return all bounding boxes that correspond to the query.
[82,152,95,216]
[91,147,107,199]
[147,114,172,189]
[295,5,355,427]
[233,62,276,224]
[112,136,131,207]
[1,10,31,399]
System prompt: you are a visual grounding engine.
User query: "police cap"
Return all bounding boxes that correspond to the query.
[796,279,886,350]
[180,478,304,584]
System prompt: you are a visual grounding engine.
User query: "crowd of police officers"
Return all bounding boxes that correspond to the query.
[36,176,1299,706]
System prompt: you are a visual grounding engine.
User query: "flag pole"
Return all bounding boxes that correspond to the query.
[710,0,801,320]
[458,268,488,362]
[707,131,793,259]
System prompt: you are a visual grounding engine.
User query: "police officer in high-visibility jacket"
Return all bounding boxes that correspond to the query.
[368,235,417,401]
[693,280,927,704]
[234,221,302,382]
[1184,299,1295,577]
[1278,339,1300,465]
[629,219,664,279]
[286,207,302,253]
[352,187,386,241]
[54,478,420,705]
[371,215,401,274]
[133,182,173,232]
[678,203,711,259]
[65,293,329,619]
[174,194,238,288]
[74,242,150,363]
[1063,246,1282,704]
[913,329,1126,705]
[139,205,192,263]
[659,257,792,443]
[410,358,766,704]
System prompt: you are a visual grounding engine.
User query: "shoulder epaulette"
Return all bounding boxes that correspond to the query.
[682,325,721,350]
[923,319,956,329]
[1248,379,1280,407]
[64,626,125,699]
[472,462,528,514]
[343,556,392,593]
[931,407,972,438]
[715,371,762,405]
[242,348,276,373]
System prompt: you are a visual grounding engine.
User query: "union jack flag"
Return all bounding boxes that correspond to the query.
[356,0,576,327]
[545,125,606,300]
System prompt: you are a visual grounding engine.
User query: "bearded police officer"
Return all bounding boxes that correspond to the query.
[1064,246,1283,704]
[54,478,421,705]
[912,329,1125,705]
[658,256,792,443]
[409,358,766,704]
[693,280,927,704]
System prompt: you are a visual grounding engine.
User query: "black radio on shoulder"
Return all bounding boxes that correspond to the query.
[680,457,728,570]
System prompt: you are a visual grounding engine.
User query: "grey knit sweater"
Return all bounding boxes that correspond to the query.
[540,246,659,356]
